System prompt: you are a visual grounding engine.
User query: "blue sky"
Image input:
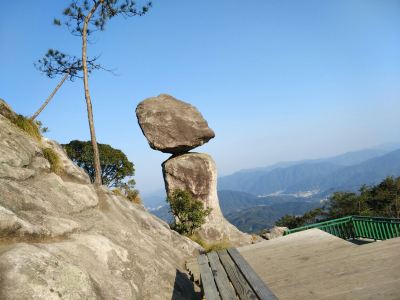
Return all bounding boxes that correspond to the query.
[1,0,399,194]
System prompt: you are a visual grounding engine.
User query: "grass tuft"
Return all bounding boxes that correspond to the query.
[12,115,41,141]
[113,188,143,205]
[189,234,231,253]
[42,148,63,174]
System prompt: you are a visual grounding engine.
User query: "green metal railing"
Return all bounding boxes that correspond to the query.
[284,215,400,241]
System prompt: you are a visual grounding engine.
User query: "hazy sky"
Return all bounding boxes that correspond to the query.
[1,0,399,194]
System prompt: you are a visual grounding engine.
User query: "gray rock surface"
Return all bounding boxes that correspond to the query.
[0,102,202,300]
[136,94,215,154]
[261,226,288,240]
[163,153,253,246]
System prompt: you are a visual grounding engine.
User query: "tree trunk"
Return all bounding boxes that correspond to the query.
[30,71,70,121]
[82,1,103,185]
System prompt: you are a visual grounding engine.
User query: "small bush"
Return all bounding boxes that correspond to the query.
[112,189,123,197]
[127,192,142,205]
[167,189,212,236]
[113,186,142,205]
[13,115,41,141]
[35,120,49,133]
[42,148,63,174]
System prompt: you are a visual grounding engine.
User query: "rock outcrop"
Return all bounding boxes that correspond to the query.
[163,153,252,244]
[136,94,215,154]
[0,101,201,299]
[261,226,288,240]
[163,153,222,214]
[137,94,252,246]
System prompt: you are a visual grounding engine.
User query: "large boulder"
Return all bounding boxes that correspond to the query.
[0,101,201,300]
[136,94,215,154]
[163,153,252,246]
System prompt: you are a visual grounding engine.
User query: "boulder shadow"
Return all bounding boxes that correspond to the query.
[171,269,201,300]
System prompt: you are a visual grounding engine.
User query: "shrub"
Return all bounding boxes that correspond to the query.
[167,189,211,236]
[112,188,123,196]
[113,182,142,205]
[35,120,49,133]
[127,190,142,205]
[13,115,41,141]
[42,148,63,174]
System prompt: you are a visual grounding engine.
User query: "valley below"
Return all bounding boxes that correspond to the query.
[149,145,400,233]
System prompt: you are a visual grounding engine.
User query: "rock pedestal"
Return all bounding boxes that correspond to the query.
[163,153,251,244]
[163,153,222,215]
[137,94,252,246]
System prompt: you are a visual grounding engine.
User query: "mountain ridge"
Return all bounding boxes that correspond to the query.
[218,147,400,196]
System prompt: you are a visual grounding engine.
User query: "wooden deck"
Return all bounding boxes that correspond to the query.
[238,229,400,299]
[197,248,277,300]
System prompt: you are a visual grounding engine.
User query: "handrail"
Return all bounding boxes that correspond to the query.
[284,215,400,241]
[284,215,352,234]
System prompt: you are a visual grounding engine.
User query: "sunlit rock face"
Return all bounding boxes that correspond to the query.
[0,100,201,300]
[137,94,252,246]
[136,94,215,154]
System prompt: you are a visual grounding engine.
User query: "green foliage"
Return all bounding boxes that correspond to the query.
[39,1,153,80]
[42,148,63,174]
[63,140,135,187]
[189,234,231,253]
[276,176,400,228]
[57,0,152,36]
[327,191,368,218]
[325,177,400,219]
[112,179,141,205]
[35,120,49,133]
[167,189,212,236]
[12,115,41,141]
[275,215,303,229]
[35,49,101,80]
[276,208,322,229]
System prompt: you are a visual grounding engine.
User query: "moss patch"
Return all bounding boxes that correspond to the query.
[13,115,41,141]
[43,148,63,174]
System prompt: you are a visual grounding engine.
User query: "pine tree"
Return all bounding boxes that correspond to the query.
[36,0,152,185]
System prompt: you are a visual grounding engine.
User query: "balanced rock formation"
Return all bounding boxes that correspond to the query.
[137,94,252,246]
[0,100,201,299]
[136,94,215,154]
[163,153,253,245]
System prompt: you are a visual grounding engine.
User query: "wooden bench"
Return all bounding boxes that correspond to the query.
[197,248,278,300]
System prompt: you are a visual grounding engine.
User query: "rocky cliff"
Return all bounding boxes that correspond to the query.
[0,99,201,299]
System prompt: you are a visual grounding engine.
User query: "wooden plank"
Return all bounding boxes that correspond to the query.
[217,250,258,300]
[197,254,220,300]
[207,251,238,300]
[228,248,278,300]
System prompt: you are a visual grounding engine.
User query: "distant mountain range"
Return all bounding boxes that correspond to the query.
[218,147,400,196]
[141,188,167,210]
[152,190,323,233]
[147,144,400,233]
